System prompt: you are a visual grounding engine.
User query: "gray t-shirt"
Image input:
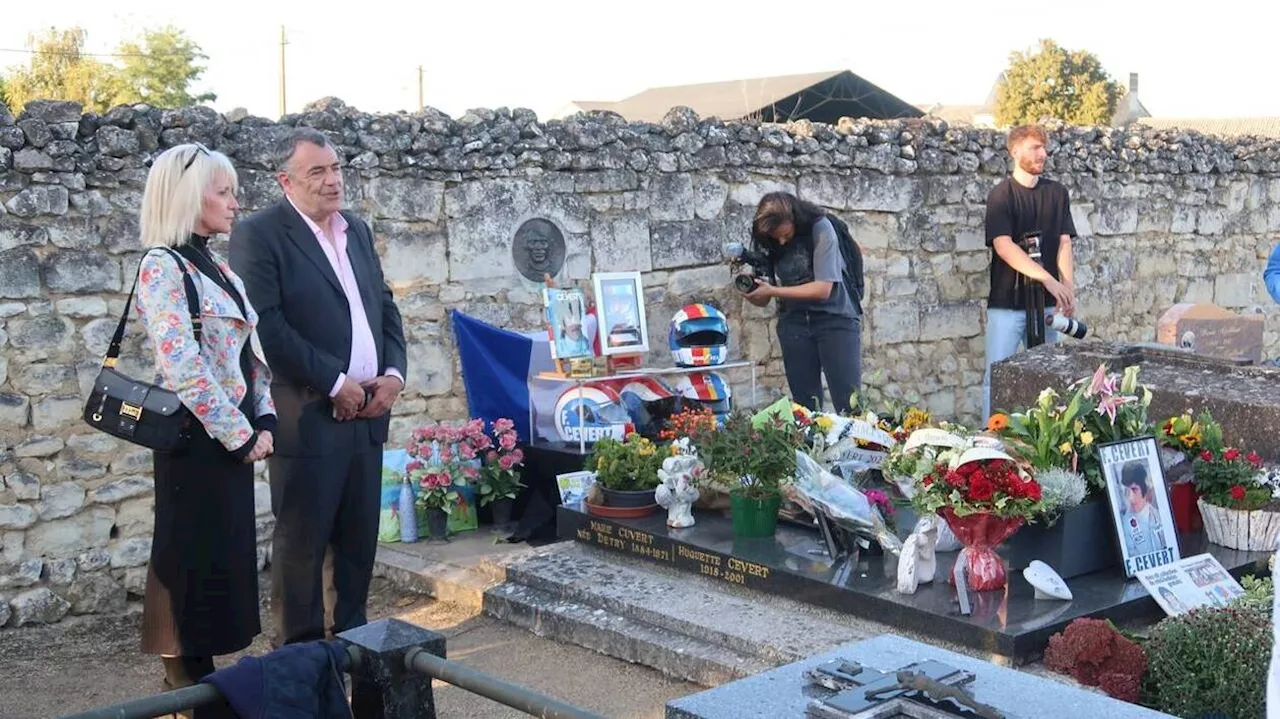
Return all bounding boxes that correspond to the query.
[773,217,859,318]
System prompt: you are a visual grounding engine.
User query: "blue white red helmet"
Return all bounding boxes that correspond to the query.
[668,304,729,367]
[554,385,632,444]
[592,377,681,440]
[672,371,733,420]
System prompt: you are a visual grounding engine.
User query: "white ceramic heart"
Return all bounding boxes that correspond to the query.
[1023,560,1073,601]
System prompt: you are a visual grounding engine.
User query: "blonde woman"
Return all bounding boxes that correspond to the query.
[132,142,276,693]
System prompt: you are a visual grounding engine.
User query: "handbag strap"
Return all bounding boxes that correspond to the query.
[104,247,202,368]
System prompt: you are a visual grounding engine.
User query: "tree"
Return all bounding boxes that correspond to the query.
[1,27,118,113]
[994,39,1123,127]
[0,25,215,115]
[111,26,216,108]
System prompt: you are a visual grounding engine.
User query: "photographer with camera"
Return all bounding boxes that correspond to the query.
[982,124,1079,419]
[741,191,863,414]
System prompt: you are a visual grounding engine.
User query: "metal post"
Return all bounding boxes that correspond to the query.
[418,65,424,112]
[339,618,445,719]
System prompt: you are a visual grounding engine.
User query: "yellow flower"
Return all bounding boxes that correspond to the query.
[1059,442,1073,455]
[1074,420,1085,434]
[1080,431,1094,446]
[815,416,834,431]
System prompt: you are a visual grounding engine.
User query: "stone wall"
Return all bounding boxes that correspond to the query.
[2,95,1280,624]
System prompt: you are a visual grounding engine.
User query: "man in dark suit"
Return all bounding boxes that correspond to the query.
[229,127,407,645]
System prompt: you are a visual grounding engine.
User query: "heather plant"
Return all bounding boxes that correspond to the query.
[1143,606,1270,718]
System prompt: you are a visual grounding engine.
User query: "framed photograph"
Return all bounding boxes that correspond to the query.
[591,271,649,356]
[542,287,594,360]
[1099,435,1181,577]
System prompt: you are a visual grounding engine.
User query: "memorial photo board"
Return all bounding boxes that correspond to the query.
[1099,435,1181,577]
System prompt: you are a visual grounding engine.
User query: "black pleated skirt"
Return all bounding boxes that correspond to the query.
[140,421,261,657]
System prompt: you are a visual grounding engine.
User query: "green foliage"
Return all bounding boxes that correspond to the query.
[1230,574,1274,613]
[0,25,214,115]
[586,433,664,492]
[2,27,118,113]
[112,26,216,108]
[1143,606,1271,718]
[688,410,804,500]
[995,39,1123,127]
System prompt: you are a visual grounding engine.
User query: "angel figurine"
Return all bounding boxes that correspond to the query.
[896,515,940,595]
[656,454,702,528]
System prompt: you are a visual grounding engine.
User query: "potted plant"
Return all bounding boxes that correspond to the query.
[912,452,1044,591]
[1144,604,1271,718]
[1194,442,1275,550]
[1158,410,1210,532]
[478,418,525,528]
[409,462,465,543]
[690,410,803,538]
[586,433,665,510]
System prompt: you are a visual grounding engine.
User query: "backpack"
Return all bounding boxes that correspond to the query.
[824,214,865,315]
[758,214,865,315]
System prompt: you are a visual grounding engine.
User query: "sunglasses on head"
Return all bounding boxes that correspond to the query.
[181,143,210,174]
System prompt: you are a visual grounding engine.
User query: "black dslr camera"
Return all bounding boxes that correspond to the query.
[1018,232,1088,347]
[723,241,772,293]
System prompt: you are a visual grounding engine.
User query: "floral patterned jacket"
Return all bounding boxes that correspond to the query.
[134,247,276,453]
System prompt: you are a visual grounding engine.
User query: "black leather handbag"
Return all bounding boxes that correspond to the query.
[83,248,201,452]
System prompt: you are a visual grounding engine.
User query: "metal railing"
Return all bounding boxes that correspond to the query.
[59,618,606,719]
[405,647,603,719]
[62,646,362,719]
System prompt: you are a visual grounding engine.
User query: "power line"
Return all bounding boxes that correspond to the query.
[0,47,196,60]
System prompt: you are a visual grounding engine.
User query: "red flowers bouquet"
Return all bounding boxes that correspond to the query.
[912,456,1045,591]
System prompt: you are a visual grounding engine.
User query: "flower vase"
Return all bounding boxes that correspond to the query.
[489,497,514,529]
[940,507,1024,592]
[398,480,418,543]
[425,507,449,542]
[1170,482,1203,533]
[730,493,782,538]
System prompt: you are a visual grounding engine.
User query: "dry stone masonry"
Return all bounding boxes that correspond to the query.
[2,95,1280,623]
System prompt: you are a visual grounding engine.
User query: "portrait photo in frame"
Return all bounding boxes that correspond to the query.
[1099,435,1181,577]
[591,271,649,356]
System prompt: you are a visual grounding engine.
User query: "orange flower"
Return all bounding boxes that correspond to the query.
[987,413,1010,432]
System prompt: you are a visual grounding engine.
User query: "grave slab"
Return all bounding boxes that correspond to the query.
[559,505,1269,665]
[990,340,1280,462]
[1156,302,1264,363]
[664,634,1176,718]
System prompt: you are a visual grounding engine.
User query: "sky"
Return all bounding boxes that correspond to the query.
[1,0,1275,123]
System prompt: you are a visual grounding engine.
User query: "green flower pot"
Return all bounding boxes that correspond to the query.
[730,493,782,538]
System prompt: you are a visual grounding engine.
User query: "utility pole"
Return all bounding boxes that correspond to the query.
[417,65,424,112]
[278,26,288,117]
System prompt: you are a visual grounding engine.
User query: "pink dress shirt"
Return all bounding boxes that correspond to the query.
[287,197,403,397]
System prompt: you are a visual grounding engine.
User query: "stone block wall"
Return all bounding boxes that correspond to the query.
[2,95,1279,623]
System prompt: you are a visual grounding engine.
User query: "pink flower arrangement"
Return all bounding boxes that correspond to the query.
[479,418,526,507]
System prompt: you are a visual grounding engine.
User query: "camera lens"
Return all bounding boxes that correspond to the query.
[1048,314,1088,340]
[734,275,757,293]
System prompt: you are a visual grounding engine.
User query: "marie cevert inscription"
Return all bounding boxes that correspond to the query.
[576,518,771,588]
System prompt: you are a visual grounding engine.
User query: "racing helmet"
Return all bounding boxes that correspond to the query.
[668,303,729,367]
[608,376,683,440]
[672,371,733,421]
[553,384,633,444]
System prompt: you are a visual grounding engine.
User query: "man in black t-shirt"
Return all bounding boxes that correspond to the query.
[982,124,1078,419]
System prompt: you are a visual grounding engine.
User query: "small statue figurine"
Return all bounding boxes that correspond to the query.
[896,515,940,595]
[655,454,702,528]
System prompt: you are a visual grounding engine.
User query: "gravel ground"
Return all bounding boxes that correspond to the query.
[0,575,699,719]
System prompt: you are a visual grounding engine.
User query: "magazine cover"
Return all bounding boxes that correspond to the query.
[543,287,594,360]
[1137,552,1246,615]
